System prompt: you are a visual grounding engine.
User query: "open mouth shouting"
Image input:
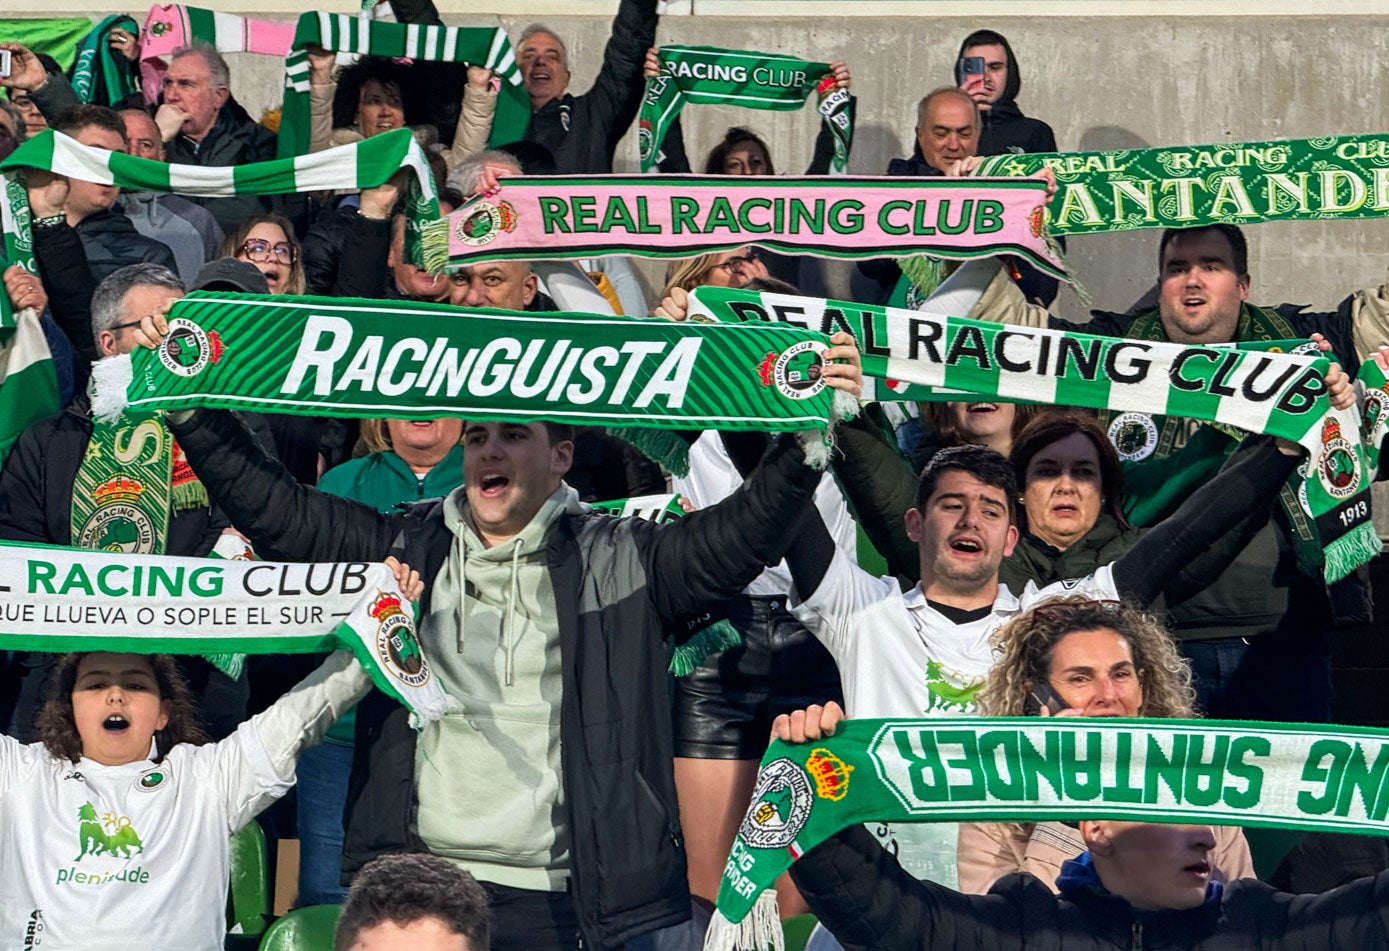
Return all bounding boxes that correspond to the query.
[947,534,984,556]
[103,714,131,735]
[478,472,511,498]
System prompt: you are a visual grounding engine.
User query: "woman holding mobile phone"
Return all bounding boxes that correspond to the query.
[957,598,1255,893]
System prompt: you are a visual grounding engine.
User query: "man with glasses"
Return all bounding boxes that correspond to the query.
[156,43,277,232]
[0,261,262,744]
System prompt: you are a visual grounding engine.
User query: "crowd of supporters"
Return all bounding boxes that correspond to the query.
[1,2,1388,950]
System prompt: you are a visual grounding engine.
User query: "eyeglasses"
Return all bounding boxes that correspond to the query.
[238,239,297,265]
[705,249,759,276]
[107,319,145,334]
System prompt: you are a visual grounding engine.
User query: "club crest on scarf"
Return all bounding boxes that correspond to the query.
[371,590,430,688]
[739,758,813,850]
[768,341,827,400]
[78,477,158,553]
[1108,411,1159,462]
[1316,417,1359,500]
[453,199,518,248]
[158,318,223,378]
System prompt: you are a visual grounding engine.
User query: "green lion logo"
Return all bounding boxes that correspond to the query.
[75,801,144,861]
[924,659,981,714]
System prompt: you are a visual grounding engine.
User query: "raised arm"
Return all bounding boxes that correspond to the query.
[1111,434,1299,607]
[583,0,660,152]
[168,408,399,562]
[831,410,919,580]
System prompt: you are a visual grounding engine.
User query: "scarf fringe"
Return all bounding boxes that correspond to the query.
[610,426,693,478]
[408,693,463,730]
[703,891,783,951]
[90,354,133,420]
[1322,521,1383,584]
[201,653,246,679]
[668,619,743,677]
[171,479,209,512]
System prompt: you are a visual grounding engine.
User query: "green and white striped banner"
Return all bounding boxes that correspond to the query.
[687,286,1381,582]
[91,292,842,435]
[0,128,440,266]
[277,12,530,159]
[0,539,454,726]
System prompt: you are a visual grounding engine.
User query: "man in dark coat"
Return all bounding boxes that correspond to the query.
[514,0,658,174]
[131,305,861,951]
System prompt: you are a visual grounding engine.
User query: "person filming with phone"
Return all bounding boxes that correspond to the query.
[954,29,1056,156]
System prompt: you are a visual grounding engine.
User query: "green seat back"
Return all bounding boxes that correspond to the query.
[257,904,343,951]
[227,822,270,938]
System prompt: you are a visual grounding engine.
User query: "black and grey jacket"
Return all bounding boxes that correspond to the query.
[168,408,821,949]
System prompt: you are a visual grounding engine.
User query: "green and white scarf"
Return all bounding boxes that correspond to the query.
[70,15,141,106]
[686,286,1381,582]
[0,540,454,725]
[0,128,439,267]
[0,170,60,463]
[975,133,1389,234]
[710,716,1389,936]
[90,293,855,472]
[277,12,529,159]
[639,45,853,174]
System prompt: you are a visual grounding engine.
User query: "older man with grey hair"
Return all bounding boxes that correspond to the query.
[513,1,658,174]
[157,43,277,231]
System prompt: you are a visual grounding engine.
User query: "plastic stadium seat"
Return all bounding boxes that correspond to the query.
[257,904,343,951]
[782,913,818,951]
[227,822,271,940]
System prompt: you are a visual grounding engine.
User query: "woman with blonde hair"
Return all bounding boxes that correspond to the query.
[661,248,769,296]
[959,596,1254,893]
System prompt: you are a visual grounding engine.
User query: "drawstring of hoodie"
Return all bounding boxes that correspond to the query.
[503,537,523,686]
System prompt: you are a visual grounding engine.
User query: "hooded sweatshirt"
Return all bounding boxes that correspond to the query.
[954,33,1057,157]
[414,482,584,891]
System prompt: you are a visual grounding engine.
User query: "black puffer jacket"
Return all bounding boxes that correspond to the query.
[167,408,822,950]
[793,825,1389,951]
[521,0,658,173]
[164,100,278,233]
[75,209,179,284]
[303,205,392,297]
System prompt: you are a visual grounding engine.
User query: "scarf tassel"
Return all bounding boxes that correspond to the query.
[1323,521,1383,584]
[703,891,783,951]
[668,619,743,677]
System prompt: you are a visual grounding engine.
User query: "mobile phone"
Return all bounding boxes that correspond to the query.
[1024,681,1069,716]
[0,50,12,80]
[960,55,986,79]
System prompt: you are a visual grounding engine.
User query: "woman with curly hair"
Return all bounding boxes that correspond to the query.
[958,597,1254,893]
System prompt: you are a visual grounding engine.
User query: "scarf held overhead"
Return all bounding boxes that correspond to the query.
[640,45,853,174]
[421,176,1061,276]
[712,716,1389,926]
[0,540,452,725]
[140,5,296,104]
[0,128,439,267]
[975,133,1389,234]
[277,12,528,158]
[686,286,1379,582]
[91,292,840,436]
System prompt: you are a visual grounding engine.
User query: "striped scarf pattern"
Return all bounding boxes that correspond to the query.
[276,12,530,159]
[140,4,296,103]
